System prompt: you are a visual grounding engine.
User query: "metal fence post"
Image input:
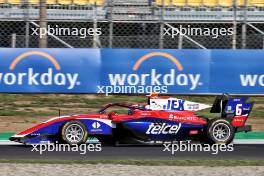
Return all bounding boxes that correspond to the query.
[11,33,16,48]
[23,0,29,48]
[159,22,164,49]
[93,2,98,48]
[159,0,164,49]
[263,36,264,49]
[178,34,183,49]
[241,0,248,49]
[108,0,113,48]
[232,0,237,49]
[109,22,113,48]
[39,0,47,48]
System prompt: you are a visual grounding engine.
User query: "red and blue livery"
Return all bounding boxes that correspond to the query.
[10,93,253,145]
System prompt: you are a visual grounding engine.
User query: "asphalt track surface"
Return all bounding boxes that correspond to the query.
[0,144,263,160]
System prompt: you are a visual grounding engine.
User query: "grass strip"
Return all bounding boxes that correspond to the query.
[235,132,264,139]
[0,132,15,140]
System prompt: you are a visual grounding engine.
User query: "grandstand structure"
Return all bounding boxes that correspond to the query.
[0,0,263,49]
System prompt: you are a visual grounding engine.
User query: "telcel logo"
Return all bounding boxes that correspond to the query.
[0,51,80,90]
[108,52,202,90]
[146,123,181,135]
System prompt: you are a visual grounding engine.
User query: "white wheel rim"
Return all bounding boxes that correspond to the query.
[212,123,231,142]
[65,124,84,143]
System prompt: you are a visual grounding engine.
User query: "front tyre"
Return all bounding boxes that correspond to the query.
[206,119,235,144]
[61,120,88,145]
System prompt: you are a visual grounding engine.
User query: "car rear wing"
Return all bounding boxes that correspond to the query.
[210,94,230,113]
[210,94,254,117]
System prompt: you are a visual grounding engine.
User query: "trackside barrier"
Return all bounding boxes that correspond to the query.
[0,48,264,94]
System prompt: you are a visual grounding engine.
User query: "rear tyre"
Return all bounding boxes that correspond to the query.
[206,118,235,144]
[61,120,88,145]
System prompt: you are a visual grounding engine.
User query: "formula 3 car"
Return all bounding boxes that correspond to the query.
[10,93,253,145]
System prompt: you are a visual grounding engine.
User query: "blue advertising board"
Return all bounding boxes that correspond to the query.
[0,48,101,92]
[211,50,264,94]
[100,49,210,94]
[0,48,264,94]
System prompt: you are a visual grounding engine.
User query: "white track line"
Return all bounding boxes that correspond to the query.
[0,140,264,145]
[0,140,22,145]
[233,139,264,144]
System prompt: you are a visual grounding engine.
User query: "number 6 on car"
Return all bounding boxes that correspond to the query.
[236,104,243,116]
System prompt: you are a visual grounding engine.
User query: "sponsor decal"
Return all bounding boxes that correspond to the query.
[232,116,247,126]
[30,133,41,136]
[146,123,181,135]
[149,101,163,109]
[100,52,203,94]
[149,97,211,111]
[91,121,103,132]
[92,122,101,129]
[110,52,201,90]
[0,51,80,90]
[163,99,185,111]
[108,69,201,90]
[169,114,198,121]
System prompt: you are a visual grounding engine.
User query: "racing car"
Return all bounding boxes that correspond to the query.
[10,93,253,145]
